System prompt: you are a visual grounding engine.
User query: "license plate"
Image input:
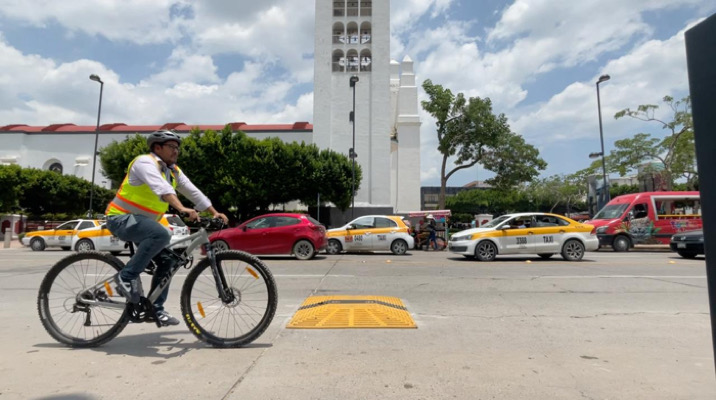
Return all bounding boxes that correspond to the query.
[677,243,686,248]
[110,236,119,243]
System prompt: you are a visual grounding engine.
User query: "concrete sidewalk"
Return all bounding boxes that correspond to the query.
[0,238,25,250]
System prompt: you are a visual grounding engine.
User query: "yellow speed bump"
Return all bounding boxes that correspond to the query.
[287,295,417,329]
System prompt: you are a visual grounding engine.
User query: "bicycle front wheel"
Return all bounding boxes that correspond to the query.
[37,252,130,347]
[180,250,277,348]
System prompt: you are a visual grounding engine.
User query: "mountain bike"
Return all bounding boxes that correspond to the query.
[37,218,278,348]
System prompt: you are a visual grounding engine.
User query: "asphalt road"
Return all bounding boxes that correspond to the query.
[0,247,713,400]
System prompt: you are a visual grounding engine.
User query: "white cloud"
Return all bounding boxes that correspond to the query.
[144,47,221,87]
[191,1,316,83]
[0,0,187,45]
[391,0,454,35]
[512,24,692,148]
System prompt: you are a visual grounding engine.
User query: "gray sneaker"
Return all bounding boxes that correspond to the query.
[115,274,142,304]
[156,310,180,326]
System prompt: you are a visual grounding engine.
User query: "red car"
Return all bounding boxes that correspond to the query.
[209,213,327,260]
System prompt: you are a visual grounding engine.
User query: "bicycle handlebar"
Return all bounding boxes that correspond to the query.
[179,213,226,230]
[199,218,227,230]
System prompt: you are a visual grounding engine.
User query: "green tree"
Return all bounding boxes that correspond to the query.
[612,95,696,190]
[15,167,113,218]
[526,174,587,214]
[421,79,546,209]
[99,126,360,221]
[446,188,530,216]
[0,165,22,213]
[99,134,148,186]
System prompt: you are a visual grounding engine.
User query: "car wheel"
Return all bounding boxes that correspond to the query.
[75,239,95,252]
[390,239,408,255]
[475,240,497,261]
[677,251,698,259]
[561,239,585,261]
[293,240,315,260]
[612,235,630,252]
[326,239,342,255]
[538,253,554,259]
[30,237,46,251]
[212,240,230,252]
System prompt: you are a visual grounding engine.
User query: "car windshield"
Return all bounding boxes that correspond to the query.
[481,215,512,228]
[165,215,186,226]
[593,204,629,220]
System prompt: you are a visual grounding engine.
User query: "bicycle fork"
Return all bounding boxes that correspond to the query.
[206,247,235,304]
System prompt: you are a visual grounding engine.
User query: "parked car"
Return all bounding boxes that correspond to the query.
[22,219,102,251]
[448,212,598,261]
[670,230,704,259]
[72,214,190,254]
[208,213,326,260]
[325,215,414,255]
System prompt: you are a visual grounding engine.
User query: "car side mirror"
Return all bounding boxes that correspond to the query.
[347,224,356,230]
[242,226,247,232]
[499,225,509,230]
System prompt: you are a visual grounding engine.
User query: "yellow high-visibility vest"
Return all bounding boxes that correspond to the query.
[105,155,180,221]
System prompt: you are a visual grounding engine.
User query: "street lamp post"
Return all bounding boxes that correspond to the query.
[349,75,359,219]
[88,74,104,218]
[596,74,610,207]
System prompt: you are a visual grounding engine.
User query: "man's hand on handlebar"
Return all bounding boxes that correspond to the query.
[180,208,200,222]
[213,212,229,225]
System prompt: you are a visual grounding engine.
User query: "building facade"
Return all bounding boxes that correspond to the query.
[313,0,420,213]
[0,122,313,189]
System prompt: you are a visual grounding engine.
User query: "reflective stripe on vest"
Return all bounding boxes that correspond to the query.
[105,155,179,221]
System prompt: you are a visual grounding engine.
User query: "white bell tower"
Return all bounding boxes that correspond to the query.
[313,0,392,209]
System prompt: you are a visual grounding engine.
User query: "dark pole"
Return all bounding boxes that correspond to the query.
[596,74,610,206]
[349,75,359,219]
[685,13,716,376]
[88,74,104,218]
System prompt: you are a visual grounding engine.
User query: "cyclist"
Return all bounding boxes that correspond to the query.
[105,130,228,326]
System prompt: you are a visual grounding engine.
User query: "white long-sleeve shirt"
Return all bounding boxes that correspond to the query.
[126,153,212,211]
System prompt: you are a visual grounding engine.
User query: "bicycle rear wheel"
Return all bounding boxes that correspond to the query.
[37,252,130,347]
[181,250,277,348]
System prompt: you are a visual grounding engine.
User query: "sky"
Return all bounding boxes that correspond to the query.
[0,0,714,187]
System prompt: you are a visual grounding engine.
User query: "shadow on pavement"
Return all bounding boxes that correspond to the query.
[34,330,272,359]
[37,393,97,400]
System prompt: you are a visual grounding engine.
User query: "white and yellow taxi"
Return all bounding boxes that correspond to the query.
[22,219,102,251]
[326,215,415,255]
[71,214,190,255]
[448,213,598,261]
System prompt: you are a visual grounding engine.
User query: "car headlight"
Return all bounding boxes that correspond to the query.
[596,226,608,234]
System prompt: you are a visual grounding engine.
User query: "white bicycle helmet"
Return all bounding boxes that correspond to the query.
[147,130,181,149]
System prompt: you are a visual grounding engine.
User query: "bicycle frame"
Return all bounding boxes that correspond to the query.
[77,224,232,310]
